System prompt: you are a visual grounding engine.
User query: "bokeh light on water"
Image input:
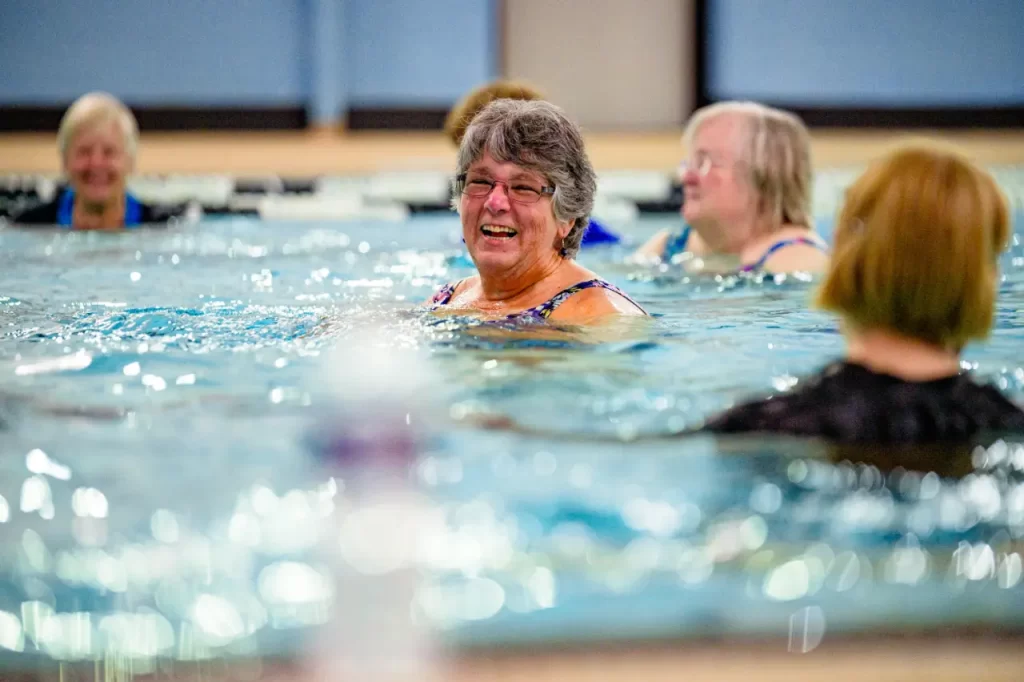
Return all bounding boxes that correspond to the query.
[0,209,1023,673]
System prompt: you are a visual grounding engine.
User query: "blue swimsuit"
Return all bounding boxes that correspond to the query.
[430,278,647,322]
[662,226,828,272]
[57,189,144,228]
[738,237,828,273]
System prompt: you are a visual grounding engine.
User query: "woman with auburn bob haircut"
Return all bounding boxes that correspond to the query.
[703,142,1024,443]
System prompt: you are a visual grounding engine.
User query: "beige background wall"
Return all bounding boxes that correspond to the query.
[502,0,694,130]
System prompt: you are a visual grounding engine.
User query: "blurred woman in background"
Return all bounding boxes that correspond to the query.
[11,92,187,229]
[633,101,828,275]
[704,142,1024,442]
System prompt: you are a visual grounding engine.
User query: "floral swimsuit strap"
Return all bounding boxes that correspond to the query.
[518,278,647,320]
[430,278,647,320]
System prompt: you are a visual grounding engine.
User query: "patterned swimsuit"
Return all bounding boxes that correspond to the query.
[430,278,648,323]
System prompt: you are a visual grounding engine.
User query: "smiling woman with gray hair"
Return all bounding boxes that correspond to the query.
[429,99,647,324]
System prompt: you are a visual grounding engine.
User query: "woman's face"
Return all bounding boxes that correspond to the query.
[681,114,757,231]
[65,119,131,206]
[460,151,573,278]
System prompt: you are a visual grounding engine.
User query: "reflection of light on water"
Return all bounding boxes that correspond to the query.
[834,490,896,532]
[764,554,828,602]
[527,567,556,609]
[0,494,9,523]
[953,542,997,582]
[568,463,593,489]
[960,474,1002,520]
[998,553,1023,589]
[749,481,783,514]
[788,605,826,653]
[416,578,505,628]
[679,548,714,585]
[0,611,24,652]
[884,543,931,585]
[72,487,109,518]
[250,485,279,516]
[418,502,514,576]
[14,350,92,376]
[100,612,176,658]
[622,498,688,537]
[771,374,798,392]
[764,560,810,601]
[189,594,246,647]
[21,530,50,575]
[228,511,262,547]
[829,551,866,592]
[142,374,168,391]
[258,561,334,627]
[95,552,128,593]
[26,448,73,481]
[417,456,464,486]
[340,502,424,575]
[38,612,93,660]
[259,561,334,604]
[20,601,54,649]
[151,509,180,544]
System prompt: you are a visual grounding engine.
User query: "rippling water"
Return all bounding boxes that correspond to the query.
[0,213,1023,671]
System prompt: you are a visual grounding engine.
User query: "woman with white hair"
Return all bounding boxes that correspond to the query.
[11,92,186,229]
[634,101,829,274]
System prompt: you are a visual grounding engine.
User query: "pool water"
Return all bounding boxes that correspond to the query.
[1,211,1023,667]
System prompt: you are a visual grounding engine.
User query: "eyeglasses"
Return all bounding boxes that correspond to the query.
[455,174,555,205]
[678,153,730,179]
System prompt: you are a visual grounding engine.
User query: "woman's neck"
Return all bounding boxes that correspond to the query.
[73,192,126,229]
[478,253,567,303]
[845,327,961,381]
[693,214,778,256]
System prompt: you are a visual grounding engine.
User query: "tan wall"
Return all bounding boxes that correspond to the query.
[502,0,694,130]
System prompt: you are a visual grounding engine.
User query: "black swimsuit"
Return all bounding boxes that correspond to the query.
[703,361,1024,444]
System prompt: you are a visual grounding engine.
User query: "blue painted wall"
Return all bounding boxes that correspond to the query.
[1,1,1020,122]
[707,0,1024,106]
[0,0,307,104]
[0,0,498,121]
[346,0,495,106]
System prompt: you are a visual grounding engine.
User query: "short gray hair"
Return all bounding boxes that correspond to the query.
[57,92,139,164]
[453,99,597,259]
[685,101,813,231]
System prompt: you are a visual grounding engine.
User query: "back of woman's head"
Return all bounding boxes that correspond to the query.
[444,80,544,147]
[816,142,1010,348]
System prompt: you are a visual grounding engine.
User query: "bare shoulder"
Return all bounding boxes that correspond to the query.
[549,284,647,323]
[422,275,479,307]
[761,243,830,275]
[630,228,672,261]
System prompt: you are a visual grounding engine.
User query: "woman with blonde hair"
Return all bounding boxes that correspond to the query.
[704,142,1024,442]
[634,101,828,274]
[11,92,187,229]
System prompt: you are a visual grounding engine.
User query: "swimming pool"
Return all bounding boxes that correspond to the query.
[1,201,1023,672]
